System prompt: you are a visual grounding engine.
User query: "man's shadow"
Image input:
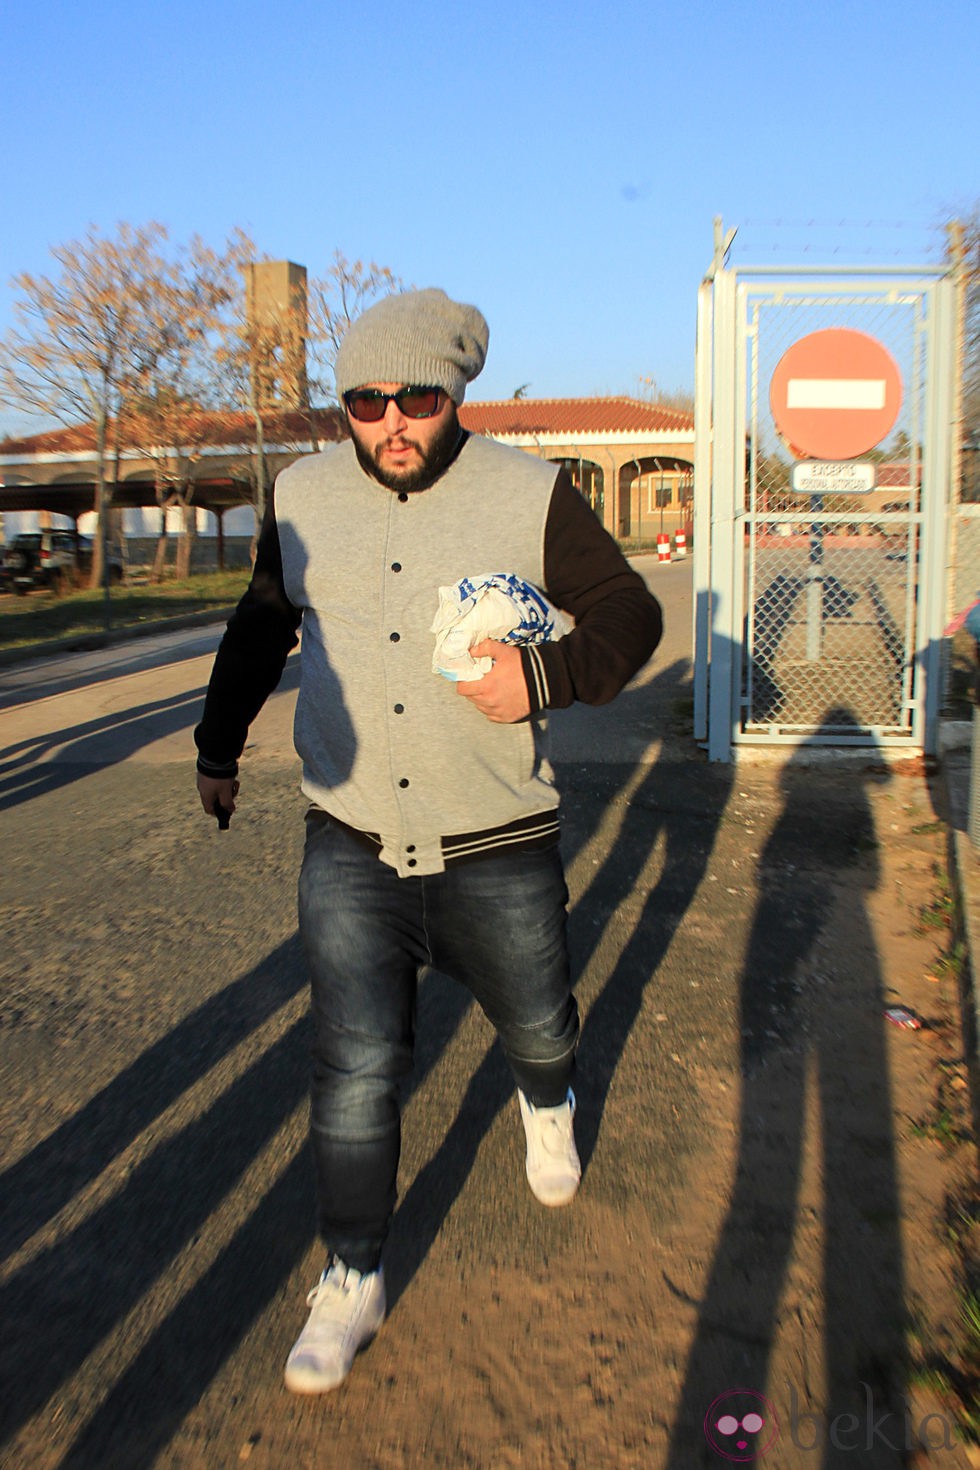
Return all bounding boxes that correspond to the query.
[667,711,906,1468]
[14,649,731,1464]
[387,663,735,1302]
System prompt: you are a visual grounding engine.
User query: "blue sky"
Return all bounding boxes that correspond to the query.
[1,0,977,429]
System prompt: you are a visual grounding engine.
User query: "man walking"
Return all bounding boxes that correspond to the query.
[195,288,662,1393]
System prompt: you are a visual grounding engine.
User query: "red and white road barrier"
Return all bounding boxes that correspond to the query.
[656,533,671,564]
[674,530,687,557]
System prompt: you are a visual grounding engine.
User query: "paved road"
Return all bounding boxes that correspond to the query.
[0,557,693,771]
[0,555,967,1469]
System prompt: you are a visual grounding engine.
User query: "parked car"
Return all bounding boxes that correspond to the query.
[0,530,124,594]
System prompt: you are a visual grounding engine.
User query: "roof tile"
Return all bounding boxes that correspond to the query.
[1,396,694,458]
[459,395,694,437]
[0,407,347,456]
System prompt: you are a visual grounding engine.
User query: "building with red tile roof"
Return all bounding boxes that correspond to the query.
[460,396,693,439]
[459,396,695,539]
[0,396,695,544]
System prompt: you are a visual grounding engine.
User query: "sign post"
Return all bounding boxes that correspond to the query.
[770,328,904,661]
[807,495,824,661]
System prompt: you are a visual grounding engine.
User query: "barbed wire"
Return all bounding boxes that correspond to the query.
[731,217,950,261]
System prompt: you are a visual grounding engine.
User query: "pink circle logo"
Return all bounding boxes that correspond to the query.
[704,1389,779,1461]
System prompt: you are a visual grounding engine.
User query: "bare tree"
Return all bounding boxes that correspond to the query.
[122,390,215,580]
[212,248,404,548]
[637,375,695,415]
[211,237,301,543]
[0,231,408,574]
[0,222,189,588]
[306,251,404,404]
[120,235,245,578]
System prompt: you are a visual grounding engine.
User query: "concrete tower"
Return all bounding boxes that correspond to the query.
[243,260,309,410]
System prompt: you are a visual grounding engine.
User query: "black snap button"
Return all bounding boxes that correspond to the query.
[389,631,400,642]
[407,858,417,868]
[398,492,409,503]
[399,778,409,788]
[390,562,402,572]
[394,703,404,714]
[406,844,416,853]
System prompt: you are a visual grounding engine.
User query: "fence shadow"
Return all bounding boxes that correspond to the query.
[0,937,478,1465]
[386,663,732,1305]
[4,640,727,1465]
[0,654,302,814]
[665,711,907,1467]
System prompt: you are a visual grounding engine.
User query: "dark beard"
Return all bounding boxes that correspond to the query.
[352,411,463,492]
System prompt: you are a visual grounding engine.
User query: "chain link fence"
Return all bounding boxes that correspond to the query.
[741,287,927,738]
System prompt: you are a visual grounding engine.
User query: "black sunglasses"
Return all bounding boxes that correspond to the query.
[343,385,444,423]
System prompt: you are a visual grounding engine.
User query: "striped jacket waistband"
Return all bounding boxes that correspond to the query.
[309,807,561,868]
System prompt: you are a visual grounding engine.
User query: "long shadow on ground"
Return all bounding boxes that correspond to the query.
[666,716,907,1469]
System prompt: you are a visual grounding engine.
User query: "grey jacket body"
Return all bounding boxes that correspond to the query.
[194,430,664,877]
[276,435,560,876]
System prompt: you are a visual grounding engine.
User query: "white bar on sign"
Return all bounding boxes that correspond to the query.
[786,378,886,410]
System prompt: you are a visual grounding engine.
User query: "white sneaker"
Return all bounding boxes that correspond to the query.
[283,1258,386,1394]
[518,1088,581,1207]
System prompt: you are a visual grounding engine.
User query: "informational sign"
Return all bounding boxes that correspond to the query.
[770,328,902,460]
[790,460,877,495]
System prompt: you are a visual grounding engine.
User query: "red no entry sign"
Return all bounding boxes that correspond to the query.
[769,328,902,460]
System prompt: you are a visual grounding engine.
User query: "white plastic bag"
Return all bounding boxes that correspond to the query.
[431,573,572,682]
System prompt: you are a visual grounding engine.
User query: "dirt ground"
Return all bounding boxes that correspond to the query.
[1,600,979,1468]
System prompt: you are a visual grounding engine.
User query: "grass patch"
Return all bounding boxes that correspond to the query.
[912,1183,980,1446]
[0,570,249,650]
[916,867,956,935]
[904,884,980,1445]
[908,1105,965,1149]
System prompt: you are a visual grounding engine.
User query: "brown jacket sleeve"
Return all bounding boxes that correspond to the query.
[519,470,663,713]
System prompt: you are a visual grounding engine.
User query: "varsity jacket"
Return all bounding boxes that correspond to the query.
[195,432,662,876]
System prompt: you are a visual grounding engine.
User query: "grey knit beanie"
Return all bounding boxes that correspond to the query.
[335,288,489,405]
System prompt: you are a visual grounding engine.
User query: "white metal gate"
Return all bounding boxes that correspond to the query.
[694,223,957,760]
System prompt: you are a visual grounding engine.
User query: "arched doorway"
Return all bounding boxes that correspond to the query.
[617,458,694,541]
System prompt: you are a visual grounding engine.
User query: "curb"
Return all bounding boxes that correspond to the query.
[948,819,980,1133]
[939,726,980,1105]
